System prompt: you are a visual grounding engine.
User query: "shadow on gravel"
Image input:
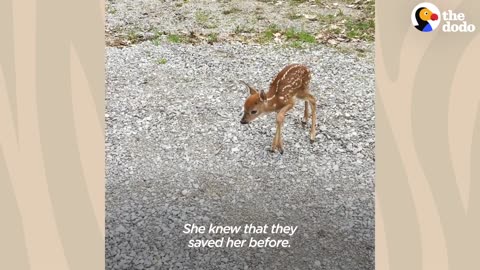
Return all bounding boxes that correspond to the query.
[105,41,374,269]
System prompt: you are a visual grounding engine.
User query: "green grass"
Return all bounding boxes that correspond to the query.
[195,11,217,29]
[195,11,209,24]
[259,24,280,43]
[290,0,322,4]
[223,7,241,15]
[298,31,316,43]
[207,33,218,43]
[107,7,117,14]
[285,28,296,39]
[234,24,255,34]
[288,12,303,20]
[157,58,167,64]
[334,46,354,54]
[289,0,308,4]
[152,29,163,45]
[256,14,266,21]
[285,28,316,43]
[345,18,375,41]
[315,6,375,42]
[318,14,337,24]
[290,40,304,48]
[357,52,367,58]
[345,0,375,14]
[167,34,183,43]
[258,25,316,45]
[126,30,141,43]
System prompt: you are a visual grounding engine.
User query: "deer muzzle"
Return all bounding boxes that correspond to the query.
[240,114,249,124]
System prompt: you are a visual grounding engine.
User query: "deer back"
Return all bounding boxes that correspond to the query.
[266,64,311,107]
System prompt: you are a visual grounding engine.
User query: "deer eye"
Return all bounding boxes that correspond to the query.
[251,110,257,114]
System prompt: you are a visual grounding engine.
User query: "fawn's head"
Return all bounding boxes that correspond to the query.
[240,81,267,124]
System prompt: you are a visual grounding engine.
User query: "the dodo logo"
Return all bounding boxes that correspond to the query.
[411,3,440,32]
[411,2,476,33]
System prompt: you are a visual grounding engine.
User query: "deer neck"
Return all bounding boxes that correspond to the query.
[262,99,277,113]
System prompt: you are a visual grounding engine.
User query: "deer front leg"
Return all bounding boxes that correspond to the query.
[271,103,294,154]
[271,122,282,153]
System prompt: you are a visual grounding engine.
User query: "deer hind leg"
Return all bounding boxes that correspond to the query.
[271,103,294,154]
[302,101,309,126]
[303,94,317,142]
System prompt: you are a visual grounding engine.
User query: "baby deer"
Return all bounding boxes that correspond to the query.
[240,64,317,154]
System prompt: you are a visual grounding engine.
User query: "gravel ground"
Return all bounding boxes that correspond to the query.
[106,0,362,37]
[106,0,374,48]
[106,41,375,269]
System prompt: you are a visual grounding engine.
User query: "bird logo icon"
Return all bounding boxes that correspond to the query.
[411,3,441,32]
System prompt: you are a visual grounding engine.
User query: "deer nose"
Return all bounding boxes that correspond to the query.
[240,119,248,124]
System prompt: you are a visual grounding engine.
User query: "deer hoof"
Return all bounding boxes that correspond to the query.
[310,138,315,144]
[269,146,283,154]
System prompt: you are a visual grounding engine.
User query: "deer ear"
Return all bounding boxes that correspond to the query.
[259,90,267,102]
[240,80,257,95]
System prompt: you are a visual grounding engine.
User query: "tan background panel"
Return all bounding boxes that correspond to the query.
[2,0,480,269]
[377,0,480,269]
[0,0,105,269]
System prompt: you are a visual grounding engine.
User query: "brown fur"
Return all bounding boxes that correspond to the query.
[240,64,317,153]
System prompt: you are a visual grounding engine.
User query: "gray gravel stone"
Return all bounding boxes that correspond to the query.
[106,41,374,269]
